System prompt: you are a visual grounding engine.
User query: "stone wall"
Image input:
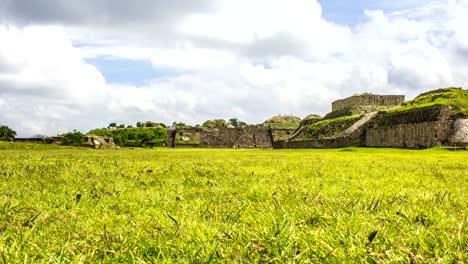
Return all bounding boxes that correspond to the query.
[200,128,272,148]
[15,138,46,143]
[365,121,453,148]
[82,136,117,149]
[323,105,394,120]
[369,105,452,127]
[271,129,296,141]
[168,127,273,148]
[364,105,454,149]
[449,119,468,146]
[167,128,202,148]
[332,94,404,112]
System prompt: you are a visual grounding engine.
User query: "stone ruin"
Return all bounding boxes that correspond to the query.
[331,94,405,112]
[81,135,118,149]
[168,91,468,149]
[166,126,298,149]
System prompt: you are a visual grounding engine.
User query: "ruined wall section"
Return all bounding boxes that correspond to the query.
[271,129,296,141]
[332,95,404,112]
[167,128,202,148]
[168,127,274,148]
[364,105,454,148]
[449,119,468,146]
[200,128,272,148]
[369,105,452,127]
[365,121,453,148]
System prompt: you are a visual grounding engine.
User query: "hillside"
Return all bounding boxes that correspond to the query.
[306,115,363,139]
[263,115,301,129]
[392,87,468,117]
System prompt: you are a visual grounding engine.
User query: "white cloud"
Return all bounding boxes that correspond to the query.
[389,40,453,89]
[0,25,110,136]
[1,0,468,136]
[150,46,237,70]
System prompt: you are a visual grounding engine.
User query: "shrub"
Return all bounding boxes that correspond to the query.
[0,125,16,141]
[62,131,85,146]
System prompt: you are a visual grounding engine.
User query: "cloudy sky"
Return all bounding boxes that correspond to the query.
[1,0,467,136]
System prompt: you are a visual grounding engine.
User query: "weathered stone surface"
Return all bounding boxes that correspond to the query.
[82,135,117,149]
[363,105,455,149]
[450,119,468,145]
[167,128,202,148]
[332,94,404,112]
[168,127,273,148]
[324,105,394,120]
[365,121,453,149]
[271,129,296,141]
[369,105,452,127]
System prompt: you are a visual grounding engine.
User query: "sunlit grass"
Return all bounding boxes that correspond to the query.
[0,143,466,262]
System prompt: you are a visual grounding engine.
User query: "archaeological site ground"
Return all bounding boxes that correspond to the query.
[0,144,467,262]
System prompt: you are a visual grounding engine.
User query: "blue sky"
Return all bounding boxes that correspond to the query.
[320,0,431,25]
[86,58,173,86]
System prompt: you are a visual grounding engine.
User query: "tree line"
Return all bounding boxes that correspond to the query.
[0,117,250,146]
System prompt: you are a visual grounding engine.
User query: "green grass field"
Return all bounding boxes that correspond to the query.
[0,143,466,263]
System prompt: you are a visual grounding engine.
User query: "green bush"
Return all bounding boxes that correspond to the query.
[62,131,85,146]
[0,125,16,141]
[202,119,228,128]
[88,127,167,147]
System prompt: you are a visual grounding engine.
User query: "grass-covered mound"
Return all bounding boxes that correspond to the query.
[263,115,301,129]
[306,115,362,139]
[392,87,468,118]
[300,114,322,126]
[324,105,398,120]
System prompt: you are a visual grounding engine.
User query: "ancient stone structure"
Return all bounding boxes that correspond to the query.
[168,90,467,150]
[168,127,274,148]
[365,122,453,149]
[450,119,468,146]
[364,105,455,148]
[82,135,117,149]
[332,94,405,112]
[286,96,467,149]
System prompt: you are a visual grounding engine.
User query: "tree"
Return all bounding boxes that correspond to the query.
[202,119,228,128]
[117,124,126,129]
[108,122,117,129]
[229,118,239,128]
[238,121,248,128]
[62,131,85,146]
[173,122,187,128]
[228,118,248,128]
[136,122,143,128]
[0,125,16,141]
